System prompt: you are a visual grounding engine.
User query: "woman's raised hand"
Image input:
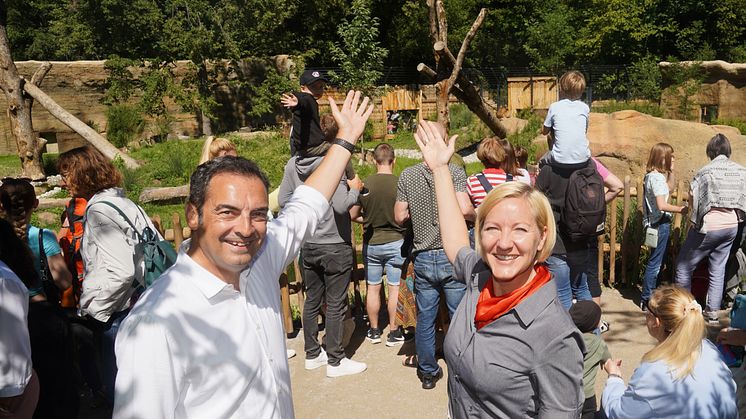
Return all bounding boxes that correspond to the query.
[413,120,458,170]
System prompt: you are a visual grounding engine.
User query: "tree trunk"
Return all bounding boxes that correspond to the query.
[0,4,44,179]
[197,60,213,136]
[138,184,189,204]
[24,83,140,169]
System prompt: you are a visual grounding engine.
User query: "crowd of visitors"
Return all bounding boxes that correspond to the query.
[1,69,746,419]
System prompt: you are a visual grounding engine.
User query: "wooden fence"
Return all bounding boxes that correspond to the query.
[598,175,689,286]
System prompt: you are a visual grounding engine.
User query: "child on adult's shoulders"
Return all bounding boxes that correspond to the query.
[570,300,611,419]
[541,70,591,167]
[281,69,329,157]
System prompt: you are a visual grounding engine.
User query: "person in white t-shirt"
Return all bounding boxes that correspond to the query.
[113,91,374,419]
[542,70,591,165]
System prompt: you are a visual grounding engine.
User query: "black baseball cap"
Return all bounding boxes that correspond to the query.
[300,70,329,86]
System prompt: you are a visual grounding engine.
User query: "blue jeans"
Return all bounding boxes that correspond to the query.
[413,249,466,375]
[546,247,593,310]
[363,239,405,286]
[675,226,738,313]
[641,222,671,303]
[99,309,129,403]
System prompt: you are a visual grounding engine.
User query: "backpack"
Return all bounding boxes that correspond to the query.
[59,197,87,308]
[475,172,513,194]
[88,201,177,289]
[560,161,606,241]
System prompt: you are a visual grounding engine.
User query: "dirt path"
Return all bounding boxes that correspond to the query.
[288,287,659,419]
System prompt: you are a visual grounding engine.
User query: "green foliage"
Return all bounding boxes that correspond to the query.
[102,57,138,105]
[41,153,60,176]
[523,4,577,72]
[244,61,300,121]
[662,62,705,121]
[591,100,663,117]
[505,114,542,164]
[712,119,746,135]
[328,0,388,94]
[106,104,145,147]
[627,56,662,101]
[449,104,474,131]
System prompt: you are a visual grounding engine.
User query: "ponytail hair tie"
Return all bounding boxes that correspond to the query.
[684,300,702,316]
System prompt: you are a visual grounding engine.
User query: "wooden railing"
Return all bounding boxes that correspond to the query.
[599,176,689,287]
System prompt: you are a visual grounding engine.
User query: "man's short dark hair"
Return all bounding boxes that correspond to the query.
[189,156,270,215]
[373,143,395,165]
[706,133,731,160]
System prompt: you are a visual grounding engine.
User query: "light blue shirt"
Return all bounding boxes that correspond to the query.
[544,98,591,164]
[643,171,670,226]
[602,340,737,419]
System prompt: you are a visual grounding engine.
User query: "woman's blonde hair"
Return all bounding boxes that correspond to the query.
[475,182,556,262]
[645,142,674,174]
[199,137,237,164]
[642,285,706,379]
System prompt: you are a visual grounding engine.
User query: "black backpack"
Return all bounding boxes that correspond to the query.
[560,162,606,241]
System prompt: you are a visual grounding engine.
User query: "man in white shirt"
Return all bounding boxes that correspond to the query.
[113,91,373,419]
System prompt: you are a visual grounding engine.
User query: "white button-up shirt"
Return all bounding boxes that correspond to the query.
[113,185,328,419]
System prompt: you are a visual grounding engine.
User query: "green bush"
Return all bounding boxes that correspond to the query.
[450,103,474,130]
[106,104,145,147]
[42,153,59,175]
[712,118,746,135]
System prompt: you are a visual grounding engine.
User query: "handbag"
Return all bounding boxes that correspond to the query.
[730,294,746,329]
[644,227,659,248]
[39,228,62,305]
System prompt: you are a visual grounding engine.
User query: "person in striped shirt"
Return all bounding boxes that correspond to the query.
[467,137,531,208]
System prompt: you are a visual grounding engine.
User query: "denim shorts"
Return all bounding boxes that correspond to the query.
[363,239,405,286]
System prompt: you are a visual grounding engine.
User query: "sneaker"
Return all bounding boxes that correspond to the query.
[599,320,610,334]
[366,328,382,344]
[704,311,719,325]
[386,328,406,347]
[326,358,367,378]
[304,349,328,370]
[640,300,649,313]
[418,368,443,390]
[286,349,296,359]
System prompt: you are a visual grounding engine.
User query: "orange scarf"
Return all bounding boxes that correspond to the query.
[474,264,551,330]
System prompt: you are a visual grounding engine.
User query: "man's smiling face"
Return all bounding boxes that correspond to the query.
[186,172,269,282]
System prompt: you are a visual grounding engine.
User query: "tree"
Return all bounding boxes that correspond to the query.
[0,2,46,178]
[417,1,507,137]
[328,0,388,94]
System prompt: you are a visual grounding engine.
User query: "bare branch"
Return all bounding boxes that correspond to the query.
[427,0,439,44]
[417,63,437,81]
[436,0,448,46]
[447,8,486,88]
[30,62,52,87]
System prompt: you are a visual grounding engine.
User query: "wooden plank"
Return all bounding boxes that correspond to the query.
[609,197,618,285]
[597,235,604,285]
[279,273,294,335]
[620,176,631,285]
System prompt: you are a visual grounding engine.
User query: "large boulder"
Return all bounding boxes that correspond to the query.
[533,110,746,184]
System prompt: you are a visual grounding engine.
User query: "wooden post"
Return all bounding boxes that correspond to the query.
[172,212,184,249]
[151,215,164,237]
[631,176,645,285]
[293,258,304,319]
[279,273,294,335]
[620,176,631,285]
[609,196,618,285]
[349,224,364,314]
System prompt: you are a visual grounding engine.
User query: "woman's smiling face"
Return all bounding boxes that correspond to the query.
[479,197,547,292]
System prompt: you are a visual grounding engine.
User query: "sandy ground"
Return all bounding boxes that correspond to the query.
[288,287,662,419]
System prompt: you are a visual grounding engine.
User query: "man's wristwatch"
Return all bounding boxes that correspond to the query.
[332,138,355,154]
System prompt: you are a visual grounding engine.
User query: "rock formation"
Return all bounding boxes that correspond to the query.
[533,110,745,182]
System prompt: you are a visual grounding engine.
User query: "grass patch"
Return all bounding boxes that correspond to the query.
[505,114,543,164]
[712,118,746,135]
[0,155,21,178]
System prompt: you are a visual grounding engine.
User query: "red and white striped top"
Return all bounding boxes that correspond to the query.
[467,168,510,208]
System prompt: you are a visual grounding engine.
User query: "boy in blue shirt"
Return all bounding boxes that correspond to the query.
[542,70,591,165]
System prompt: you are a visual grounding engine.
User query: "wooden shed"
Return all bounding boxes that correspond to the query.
[507,76,558,115]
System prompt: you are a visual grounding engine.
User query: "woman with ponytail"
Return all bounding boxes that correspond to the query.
[0,178,72,299]
[602,285,737,418]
